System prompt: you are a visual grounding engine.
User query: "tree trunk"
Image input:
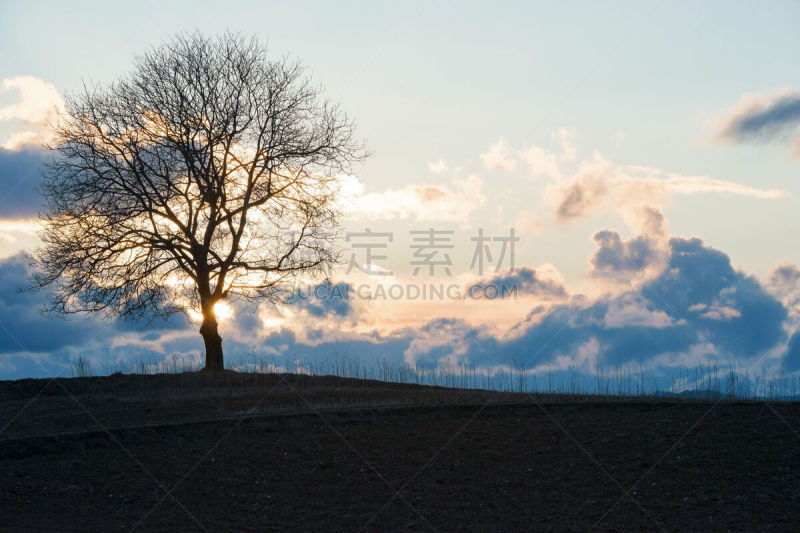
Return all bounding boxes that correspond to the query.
[199,302,224,372]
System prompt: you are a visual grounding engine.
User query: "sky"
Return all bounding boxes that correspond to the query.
[2,1,800,385]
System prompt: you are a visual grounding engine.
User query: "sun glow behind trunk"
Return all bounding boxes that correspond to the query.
[187,301,235,323]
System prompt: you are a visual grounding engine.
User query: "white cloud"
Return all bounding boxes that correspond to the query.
[602,295,679,329]
[767,263,800,320]
[518,144,561,180]
[0,219,40,233]
[0,76,63,151]
[688,287,743,321]
[427,158,449,174]
[342,174,485,224]
[623,164,787,199]
[480,132,575,179]
[702,305,741,321]
[553,128,577,162]
[403,319,486,367]
[110,330,197,354]
[0,218,41,259]
[480,138,517,171]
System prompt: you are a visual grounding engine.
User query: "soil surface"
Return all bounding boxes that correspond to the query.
[0,372,798,532]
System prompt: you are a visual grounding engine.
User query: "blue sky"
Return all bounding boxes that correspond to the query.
[2,1,800,383]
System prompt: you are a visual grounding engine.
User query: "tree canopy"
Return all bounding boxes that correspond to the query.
[33,33,366,371]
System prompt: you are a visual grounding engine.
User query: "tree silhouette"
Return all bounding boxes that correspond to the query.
[33,33,365,371]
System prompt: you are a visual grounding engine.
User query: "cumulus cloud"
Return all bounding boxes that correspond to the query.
[767,263,800,317]
[0,76,63,151]
[519,144,561,179]
[356,237,784,376]
[466,267,568,299]
[712,88,800,149]
[403,317,489,366]
[643,238,786,355]
[480,138,517,171]
[479,237,787,371]
[634,206,669,238]
[590,230,667,284]
[342,174,485,223]
[480,134,571,179]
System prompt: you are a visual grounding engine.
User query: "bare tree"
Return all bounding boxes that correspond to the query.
[32,33,365,371]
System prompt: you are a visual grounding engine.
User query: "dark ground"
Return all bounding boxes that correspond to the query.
[0,372,798,532]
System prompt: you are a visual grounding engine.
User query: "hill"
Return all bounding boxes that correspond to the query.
[1,372,798,531]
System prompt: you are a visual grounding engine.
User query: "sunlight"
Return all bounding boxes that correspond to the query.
[187,301,235,323]
[213,301,234,320]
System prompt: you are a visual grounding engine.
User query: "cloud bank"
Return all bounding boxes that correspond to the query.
[2,235,797,381]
